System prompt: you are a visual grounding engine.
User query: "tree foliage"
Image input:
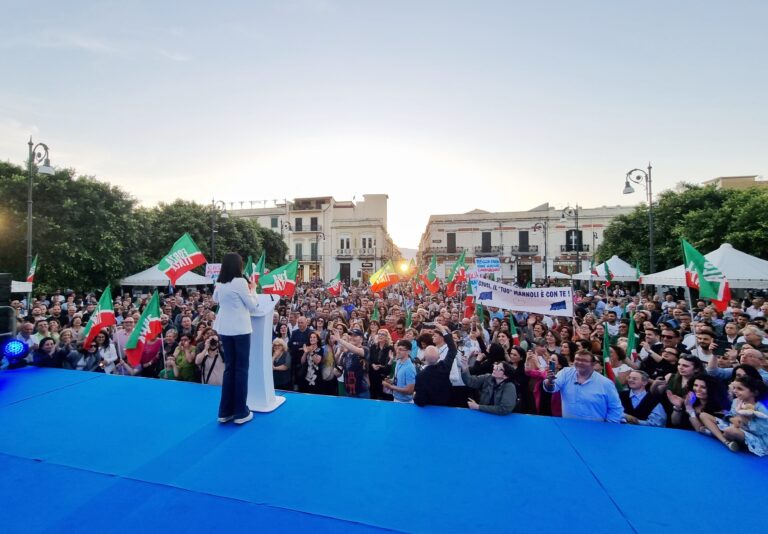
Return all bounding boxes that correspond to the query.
[599,183,768,272]
[0,161,287,292]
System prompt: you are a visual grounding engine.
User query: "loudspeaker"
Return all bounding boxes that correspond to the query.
[0,273,11,307]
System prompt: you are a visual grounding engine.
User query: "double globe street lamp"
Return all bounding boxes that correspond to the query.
[623,163,655,272]
[27,138,55,282]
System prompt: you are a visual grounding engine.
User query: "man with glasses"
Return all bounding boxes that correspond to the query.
[114,317,135,359]
[543,350,623,423]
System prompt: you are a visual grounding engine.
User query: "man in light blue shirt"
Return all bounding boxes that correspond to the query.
[542,350,623,423]
[384,340,417,403]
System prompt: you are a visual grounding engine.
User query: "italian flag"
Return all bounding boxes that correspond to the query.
[26,254,39,283]
[125,292,162,366]
[244,251,266,286]
[420,254,440,294]
[590,257,599,277]
[463,280,476,319]
[635,262,643,284]
[602,322,616,383]
[159,233,207,286]
[604,259,613,287]
[370,260,399,293]
[260,259,298,297]
[326,270,343,297]
[508,314,521,346]
[412,278,423,296]
[82,286,117,348]
[682,238,731,312]
[445,250,467,297]
[626,312,639,362]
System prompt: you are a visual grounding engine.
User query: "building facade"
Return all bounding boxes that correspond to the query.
[417,203,635,286]
[227,194,400,284]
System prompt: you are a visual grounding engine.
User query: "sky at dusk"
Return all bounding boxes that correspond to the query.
[1,0,766,248]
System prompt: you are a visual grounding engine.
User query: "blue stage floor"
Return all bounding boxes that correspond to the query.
[1,368,766,533]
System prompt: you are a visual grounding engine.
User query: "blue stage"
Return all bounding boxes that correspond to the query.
[1,368,766,533]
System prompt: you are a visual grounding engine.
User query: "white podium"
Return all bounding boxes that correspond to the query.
[246,294,286,413]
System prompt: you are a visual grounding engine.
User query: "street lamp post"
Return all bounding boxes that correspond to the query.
[623,163,654,272]
[210,200,228,263]
[532,221,548,281]
[560,205,581,274]
[314,232,326,282]
[26,138,54,309]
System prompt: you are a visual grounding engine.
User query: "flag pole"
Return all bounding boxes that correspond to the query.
[680,239,701,355]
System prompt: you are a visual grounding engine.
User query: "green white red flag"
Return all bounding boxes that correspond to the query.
[420,254,440,294]
[602,322,617,383]
[370,260,399,293]
[508,314,521,346]
[463,281,476,320]
[626,312,639,362]
[604,259,614,287]
[681,239,731,312]
[260,259,298,297]
[82,286,116,348]
[590,257,599,277]
[125,292,162,366]
[26,254,39,283]
[635,262,643,284]
[326,270,343,297]
[244,251,265,286]
[159,233,207,286]
[445,250,467,297]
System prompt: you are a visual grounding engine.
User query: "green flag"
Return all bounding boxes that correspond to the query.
[159,233,207,286]
[681,238,730,312]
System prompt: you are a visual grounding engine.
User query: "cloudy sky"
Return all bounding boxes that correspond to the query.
[1,0,766,248]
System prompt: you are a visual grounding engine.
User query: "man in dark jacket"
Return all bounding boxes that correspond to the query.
[414,323,456,407]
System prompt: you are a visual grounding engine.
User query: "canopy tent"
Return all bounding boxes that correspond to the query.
[548,271,572,280]
[119,265,212,286]
[640,243,768,289]
[572,255,640,282]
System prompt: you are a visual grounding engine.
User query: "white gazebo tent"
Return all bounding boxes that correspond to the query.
[640,243,768,289]
[119,265,213,286]
[548,271,572,280]
[572,255,640,282]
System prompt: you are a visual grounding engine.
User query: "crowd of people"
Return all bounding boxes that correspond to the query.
[4,280,768,455]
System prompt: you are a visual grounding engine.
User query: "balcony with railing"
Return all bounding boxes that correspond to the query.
[289,254,324,262]
[425,246,466,256]
[509,245,539,255]
[474,245,504,256]
[559,244,590,253]
[358,247,376,258]
[336,248,353,259]
[293,223,323,233]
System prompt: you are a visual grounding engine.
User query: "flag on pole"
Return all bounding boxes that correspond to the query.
[371,306,379,322]
[407,258,418,279]
[26,254,39,283]
[260,259,299,297]
[590,257,599,277]
[463,280,476,319]
[508,314,521,346]
[159,233,207,286]
[326,270,343,297]
[406,307,413,329]
[681,239,731,312]
[253,251,266,285]
[602,322,616,383]
[635,262,643,284]
[244,251,265,285]
[476,301,485,326]
[445,250,467,297]
[626,312,639,362]
[413,278,423,296]
[420,255,440,294]
[125,292,162,366]
[370,260,400,293]
[82,286,116,348]
[604,259,614,287]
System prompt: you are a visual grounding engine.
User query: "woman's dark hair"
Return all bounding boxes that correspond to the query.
[487,343,507,363]
[555,354,570,370]
[37,336,55,350]
[97,329,112,349]
[562,341,579,362]
[688,374,727,414]
[679,355,705,375]
[308,331,323,348]
[499,361,516,380]
[218,253,244,284]
[729,364,763,384]
[510,345,526,361]
[610,345,626,362]
[417,332,434,349]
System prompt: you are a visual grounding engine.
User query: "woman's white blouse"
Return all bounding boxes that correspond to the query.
[212,278,259,336]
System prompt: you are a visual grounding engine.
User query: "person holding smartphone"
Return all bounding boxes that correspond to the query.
[212,253,259,425]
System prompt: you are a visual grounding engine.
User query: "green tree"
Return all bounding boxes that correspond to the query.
[599,184,768,272]
[0,162,150,293]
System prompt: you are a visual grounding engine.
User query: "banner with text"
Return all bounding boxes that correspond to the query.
[205,263,222,282]
[475,257,501,274]
[475,278,573,317]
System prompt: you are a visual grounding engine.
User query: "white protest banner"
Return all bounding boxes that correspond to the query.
[475,278,573,317]
[475,257,501,274]
[466,267,480,292]
[205,263,222,282]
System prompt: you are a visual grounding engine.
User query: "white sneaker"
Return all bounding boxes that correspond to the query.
[234,412,253,424]
[217,415,235,423]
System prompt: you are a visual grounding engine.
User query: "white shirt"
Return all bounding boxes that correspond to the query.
[212,278,258,336]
